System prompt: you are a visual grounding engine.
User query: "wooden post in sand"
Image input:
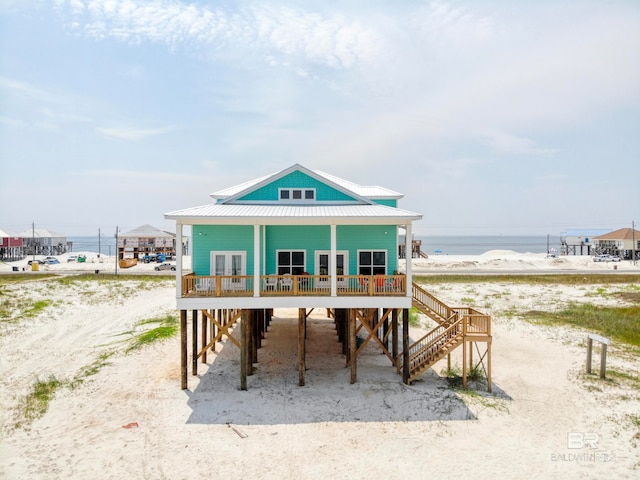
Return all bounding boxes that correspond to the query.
[586,334,610,379]
[180,310,188,390]
[298,308,306,386]
[201,311,207,364]
[392,309,399,371]
[349,309,357,384]
[240,309,249,390]
[191,310,198,376]
[402,308,409,383]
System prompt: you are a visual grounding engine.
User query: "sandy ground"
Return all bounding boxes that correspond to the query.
[0,253,639,479]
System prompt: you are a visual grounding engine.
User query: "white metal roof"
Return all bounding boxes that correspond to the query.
[313,170,402,198]
[210,166,402,200]
[165,203,421,225]
[120,224,175,238]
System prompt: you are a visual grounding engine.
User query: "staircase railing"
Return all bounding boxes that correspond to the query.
[412,282,459,325]
[408,318,463,370]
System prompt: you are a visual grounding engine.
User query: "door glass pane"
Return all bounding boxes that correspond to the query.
[336,254,344,275]
[215,255,225,275]
[231,255,242,276]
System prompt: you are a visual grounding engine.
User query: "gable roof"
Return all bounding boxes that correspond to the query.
[0,228,20,238]
[120,224,175,238]
[17,228,66,238]
[167,164,421,224]
[211,164,402,202]
[594,228,640,241]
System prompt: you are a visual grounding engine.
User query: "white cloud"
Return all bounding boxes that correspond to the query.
[96,126,174,140]
[480,130,557,158]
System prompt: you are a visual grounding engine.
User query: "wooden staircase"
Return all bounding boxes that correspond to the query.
[406,283,492,388]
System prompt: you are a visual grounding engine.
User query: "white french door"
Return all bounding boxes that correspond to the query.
[315,251,348,288]
[210,251,246,290]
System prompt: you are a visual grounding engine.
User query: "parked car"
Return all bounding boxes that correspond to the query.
[46,258,60,264]
[67,255,79,262]
[593,254,621,262]
[154,262,176,271]
[27,259,43,265]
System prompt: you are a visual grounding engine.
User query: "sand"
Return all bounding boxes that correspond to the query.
[0,253,639,479]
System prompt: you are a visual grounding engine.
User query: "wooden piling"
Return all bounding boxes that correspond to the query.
[350,309,357,384]
[191,310,198,376]
[402,308,409,383]
[298,308,306,386]
[180,310,187,390]
[201,311,207,364]
[240,309,249,390]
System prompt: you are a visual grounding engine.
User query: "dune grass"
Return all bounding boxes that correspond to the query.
[126,314,179,353]
[522,303,640,346]
[15,375,63,429]
[414,273,640,286]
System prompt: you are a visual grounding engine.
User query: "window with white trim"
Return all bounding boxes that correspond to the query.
[358,250,387,275]
[279,188,315,201]
[277,250,306,275]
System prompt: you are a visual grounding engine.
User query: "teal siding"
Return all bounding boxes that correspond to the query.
[192,224,398,276]
[372,199,397,207]
[238,171,357,202]
[337,225,398,274]
[192,225,254,275]
[265,226,330,274]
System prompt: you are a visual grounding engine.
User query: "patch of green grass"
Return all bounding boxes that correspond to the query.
[408,307,422,328]
[25,299,53,317]
[70,351,116,389]
[126,314,179,353]
[442,363,485,385]
[414,274,640,286]
[460,297,476,305]
[522,303,640,346]
[15,375,63,428]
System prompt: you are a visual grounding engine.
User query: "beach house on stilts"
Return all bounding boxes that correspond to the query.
[165,164,491,391]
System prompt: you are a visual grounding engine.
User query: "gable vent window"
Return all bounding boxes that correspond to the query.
[279,188,315,202]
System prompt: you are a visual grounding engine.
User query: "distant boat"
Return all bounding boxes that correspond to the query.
[119,258,138,268]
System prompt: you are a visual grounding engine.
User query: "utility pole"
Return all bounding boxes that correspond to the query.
[98,228,101,258]
[633,220,636,266]
[115,226,119,276]
[32,222,35,262]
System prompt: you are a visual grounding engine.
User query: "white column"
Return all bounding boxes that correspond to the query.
[330,224,337,297]
[254,224,261,297]
[176,222,183,300]
[405,222,412,297]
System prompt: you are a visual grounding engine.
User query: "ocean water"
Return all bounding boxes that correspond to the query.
[416,235,562,256]
[67,236,118,255]
[67,235,560,256]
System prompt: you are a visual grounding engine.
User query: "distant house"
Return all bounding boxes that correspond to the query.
[0,228,24,260]
[593,228,640,259]
[560,229,611,255]
[117,224,177,261]
[18,228,67,256]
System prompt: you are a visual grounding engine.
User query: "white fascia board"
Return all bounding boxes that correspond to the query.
[164,216,421,226]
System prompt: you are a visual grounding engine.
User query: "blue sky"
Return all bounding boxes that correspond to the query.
[1,0,638,237]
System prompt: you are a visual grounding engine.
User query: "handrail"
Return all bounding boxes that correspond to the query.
[412,283,458,324]
[181,274,407,298]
